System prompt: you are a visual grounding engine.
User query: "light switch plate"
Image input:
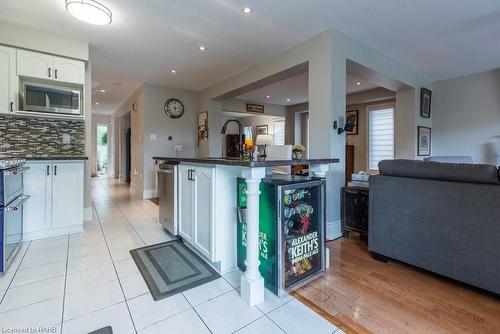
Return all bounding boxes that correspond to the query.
[175,145,183,152]
[62,134,71,144]
[150,134,157,141]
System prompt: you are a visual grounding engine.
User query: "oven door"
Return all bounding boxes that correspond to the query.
[1,167,29,207]
[2,195,30,273]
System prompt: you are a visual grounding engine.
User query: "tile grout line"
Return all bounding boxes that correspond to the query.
[59,234,71,333]
[0,240,32,305]
[180,291,214,334]
[93,182,139,334]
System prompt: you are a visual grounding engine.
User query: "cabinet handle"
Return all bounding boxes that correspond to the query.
[10,102,13,112]
[48,67,51,78]
[55,69,58,79]
[54,165,57,176]
[191,169,195,181]
[46,165,50,176]
[188,170,192,181]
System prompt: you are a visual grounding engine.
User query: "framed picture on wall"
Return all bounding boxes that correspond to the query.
[417,126,431,156]
[345,110,358,135]
[197,111,208,146]
[420,88,432,118]
[256,125,268,135]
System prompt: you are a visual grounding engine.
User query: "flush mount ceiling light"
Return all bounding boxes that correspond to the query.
[66,0,112,25]
[242,7,252,14]
[356,82,361,86]
[171,69,176,74]
[266,95,270,98]
[99,89,106,93]
[198,46,207,51]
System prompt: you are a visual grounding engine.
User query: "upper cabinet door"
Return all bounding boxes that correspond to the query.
[0,46,17,113]
[51,162,84,229]
[53,56,85,85]
[17,50,53,80]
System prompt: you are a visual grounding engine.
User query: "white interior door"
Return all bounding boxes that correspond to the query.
[17,50,53,80]
[51,162,83,228]
[0,45,17,113]
[23,163,52,234]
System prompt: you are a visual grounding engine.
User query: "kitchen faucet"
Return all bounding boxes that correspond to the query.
[221,119,243,158]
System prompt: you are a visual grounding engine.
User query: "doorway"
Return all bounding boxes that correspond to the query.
[96,124,109,176]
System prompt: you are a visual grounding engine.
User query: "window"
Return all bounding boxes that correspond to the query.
[273,120,285,145]
[243,126,253,141]
[368,105,394,171]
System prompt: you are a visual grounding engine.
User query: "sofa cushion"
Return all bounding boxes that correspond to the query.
[378,159,500,184]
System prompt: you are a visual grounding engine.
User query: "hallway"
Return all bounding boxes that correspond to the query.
[0,178,341,334]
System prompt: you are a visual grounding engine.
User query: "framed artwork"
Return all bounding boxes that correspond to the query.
[420,88,432,118]
[345,110,358,135]
[417,126,431,156]
[197,111,208,145]
[247,103,264,113]
[256,125,268,135]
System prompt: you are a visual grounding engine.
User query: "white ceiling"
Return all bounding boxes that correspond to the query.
[1,0,499,114]
[236,72,378,106]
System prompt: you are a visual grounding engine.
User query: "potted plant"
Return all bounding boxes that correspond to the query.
[292,145,306,160]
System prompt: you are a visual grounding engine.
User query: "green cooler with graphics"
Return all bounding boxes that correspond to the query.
[237,175,326,296]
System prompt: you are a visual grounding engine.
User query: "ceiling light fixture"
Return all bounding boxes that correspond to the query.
[95,102,99,105]
[198,46,206,51]
[266,95,270,98]
[99,89,106,93]
[66,0,112,26]
[286,98,291,102]
[356,82,361,86]
[242,7,252,14]
[171,69,176,74]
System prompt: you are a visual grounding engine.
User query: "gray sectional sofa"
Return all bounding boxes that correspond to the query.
[369,159,500,295]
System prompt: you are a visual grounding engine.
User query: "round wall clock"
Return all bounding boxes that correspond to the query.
[164,98,185,119]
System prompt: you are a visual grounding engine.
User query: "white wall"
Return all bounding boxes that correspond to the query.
[432,69,500,165]
[142,83,199,198]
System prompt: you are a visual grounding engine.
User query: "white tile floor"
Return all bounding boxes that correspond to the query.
[0,177,343,334]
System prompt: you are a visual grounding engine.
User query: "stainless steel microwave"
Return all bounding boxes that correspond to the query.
[20,80,83,116]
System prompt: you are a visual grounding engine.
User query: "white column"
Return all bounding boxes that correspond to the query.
[240,167,266,306]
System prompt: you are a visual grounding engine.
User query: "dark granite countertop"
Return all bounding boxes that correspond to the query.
[153,156,339,167]
[1,156,88,161]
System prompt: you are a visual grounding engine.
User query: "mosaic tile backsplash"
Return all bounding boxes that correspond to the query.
[0,115,85,157]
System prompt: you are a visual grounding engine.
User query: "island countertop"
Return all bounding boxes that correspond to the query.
[153,156,339,167]
[0,156,89,161]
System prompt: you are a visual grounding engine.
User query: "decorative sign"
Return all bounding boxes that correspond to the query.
[288,231,319,264]
[246,103,264,113]
[417,126,432,156]
[197,111,208,145]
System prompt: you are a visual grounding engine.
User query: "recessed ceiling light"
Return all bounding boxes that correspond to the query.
[266,95,270,99]
[242,7,252,14]
[171,69,176,74]
[356,82,361,86]
[112,82,122,87]
[65,0,112,26]
[99,89,106,93]
[286,98,291,102]
[198,46,206,51]
[95,102,99,105]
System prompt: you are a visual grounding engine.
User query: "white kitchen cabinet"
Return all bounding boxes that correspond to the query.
[17,50,53,80]
[51,162,84,229]
[0,45,18,113]
[23,161,84,240]
[17,50,85,85]
[178,164,215,260]
[53,56,85,85]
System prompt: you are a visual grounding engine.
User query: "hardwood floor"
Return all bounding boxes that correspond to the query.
[293,238,500,334]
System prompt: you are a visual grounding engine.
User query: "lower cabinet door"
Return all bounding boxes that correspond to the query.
[23,162,52,234]
[193,167,214,260]
[51,162,84,228]
[178,165,194,243]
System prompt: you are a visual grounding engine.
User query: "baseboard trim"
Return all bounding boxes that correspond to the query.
[326,220,341,241]
[143,188,157,199]
[84,207,93,221]
[23,225,84,241]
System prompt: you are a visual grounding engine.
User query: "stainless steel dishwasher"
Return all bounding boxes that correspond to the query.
[158,163,177,236]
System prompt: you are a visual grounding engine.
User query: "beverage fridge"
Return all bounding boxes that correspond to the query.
[237,175,326,297]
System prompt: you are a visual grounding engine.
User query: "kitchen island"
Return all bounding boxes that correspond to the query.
[153,156,339,306]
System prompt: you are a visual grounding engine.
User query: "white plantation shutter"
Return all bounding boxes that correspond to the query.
[369,106,394,170]
[273,120,285,145]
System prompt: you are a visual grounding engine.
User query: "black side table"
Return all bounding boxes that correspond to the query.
[340,186,369,238]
